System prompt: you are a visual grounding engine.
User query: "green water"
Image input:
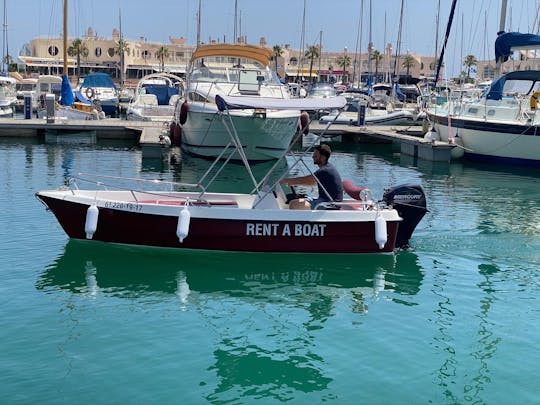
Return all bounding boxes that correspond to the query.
[1,139,539,404]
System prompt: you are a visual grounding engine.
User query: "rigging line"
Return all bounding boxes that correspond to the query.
[466,0,482,54]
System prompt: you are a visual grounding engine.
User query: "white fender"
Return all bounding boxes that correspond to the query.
[450,136,465,159]
[85,204,99,239]
[375,213,387,249]
[176,205,191,243]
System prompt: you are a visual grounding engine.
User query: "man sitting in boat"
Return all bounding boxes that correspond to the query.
[280,144,343,210]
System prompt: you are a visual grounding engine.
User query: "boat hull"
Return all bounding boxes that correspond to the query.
[320,109,416,126]
[37,194,400,254]
[181,106,300,161]
[430,112,540,166]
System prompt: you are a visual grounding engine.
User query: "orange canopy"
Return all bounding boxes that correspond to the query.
[190,43,273,66]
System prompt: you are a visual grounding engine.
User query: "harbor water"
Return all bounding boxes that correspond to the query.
[1,137,539,404]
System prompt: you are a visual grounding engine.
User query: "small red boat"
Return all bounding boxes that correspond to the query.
[36,95,427,254]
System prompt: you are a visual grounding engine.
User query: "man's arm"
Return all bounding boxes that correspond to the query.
[279,174,317,187]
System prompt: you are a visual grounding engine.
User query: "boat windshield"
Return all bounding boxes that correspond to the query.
[503,79,540,96]
[190,60,280,85]
[307,84,336,98]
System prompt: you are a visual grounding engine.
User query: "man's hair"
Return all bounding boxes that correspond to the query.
[314,144,331,159]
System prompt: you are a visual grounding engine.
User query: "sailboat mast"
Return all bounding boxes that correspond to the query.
[368,0,372,77]
[352,0,363,87]
[496,0,508,72]
[233,0,238,43]
[2,0,8,74]
[296,0,306,84]
[499,0,508,33]
[119,8,124,88]
[434,0,440,77]
[393,0,405,79]
[196,0,202,46]
[63,0,68,76]
[434,0,457,84]
[318,30,322,78]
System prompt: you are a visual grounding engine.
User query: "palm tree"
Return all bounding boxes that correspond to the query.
[371,50,383,81]
[463,54,478,82]
[115,39,130,86]
[2,54,14,72]
[67,38,89,80]
[336,54,351,84]
[156,46,169,72]
[401,54,416,80]
[272,45,283,76]
[305,45,320,83]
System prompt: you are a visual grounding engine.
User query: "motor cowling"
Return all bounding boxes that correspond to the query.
[382,184,427,249]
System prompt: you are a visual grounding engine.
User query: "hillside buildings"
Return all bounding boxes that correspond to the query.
[18,27,536,85]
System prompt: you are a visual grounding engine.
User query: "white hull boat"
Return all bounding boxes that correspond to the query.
[320,108,416,126]
[173,43,300,161]
[126,73,183,122]
[428,69,540,166]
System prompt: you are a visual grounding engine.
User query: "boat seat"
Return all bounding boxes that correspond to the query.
[168,94,180,106]
[139,94,158,106]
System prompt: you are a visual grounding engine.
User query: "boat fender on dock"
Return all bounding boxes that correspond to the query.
[179,101,189,125]
[298,111,310,134]
[169,122,182,146]
[85,205,99,239]
[176,203,191,243]
[375,212,387,249]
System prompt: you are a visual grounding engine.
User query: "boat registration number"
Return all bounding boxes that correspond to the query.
[103,201,143,211]
[246,223,326,237]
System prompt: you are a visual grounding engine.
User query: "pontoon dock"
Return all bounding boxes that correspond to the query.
[309,122,457,162]
[0,118,457,162]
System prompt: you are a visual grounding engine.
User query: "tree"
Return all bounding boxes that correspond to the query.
[115,39,130,86]
[305,45,320,83]
[67,38,89,80]
[272,45,283,75]
[336,54,351,84]
[463,54,478,82]
[401,54,416,78]
[157,46,169,72]
[2,54,14,72]
[371,50,383,80]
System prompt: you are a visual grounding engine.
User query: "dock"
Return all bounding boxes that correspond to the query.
[0,117,172,158]
[0,117,457,162]
[309,122,457,162]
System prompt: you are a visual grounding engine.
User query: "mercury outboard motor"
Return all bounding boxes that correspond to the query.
[382,184,427,249]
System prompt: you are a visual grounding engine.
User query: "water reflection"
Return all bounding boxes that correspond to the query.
[38,241,423,306]
[38,241,423,399]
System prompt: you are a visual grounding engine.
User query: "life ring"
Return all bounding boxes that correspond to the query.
[179,101,189,125]
[530,90,540,110]
[85,87,95,100]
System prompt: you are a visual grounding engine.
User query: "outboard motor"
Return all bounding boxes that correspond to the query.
[382,184,427,249]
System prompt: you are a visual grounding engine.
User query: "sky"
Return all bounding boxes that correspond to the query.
[3,0,539,77]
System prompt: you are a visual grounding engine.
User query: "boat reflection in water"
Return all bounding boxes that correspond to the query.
[39,240,423,304]
[38,241,423,399]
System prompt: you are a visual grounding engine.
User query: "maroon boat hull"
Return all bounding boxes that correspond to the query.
[38,195,399,253]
